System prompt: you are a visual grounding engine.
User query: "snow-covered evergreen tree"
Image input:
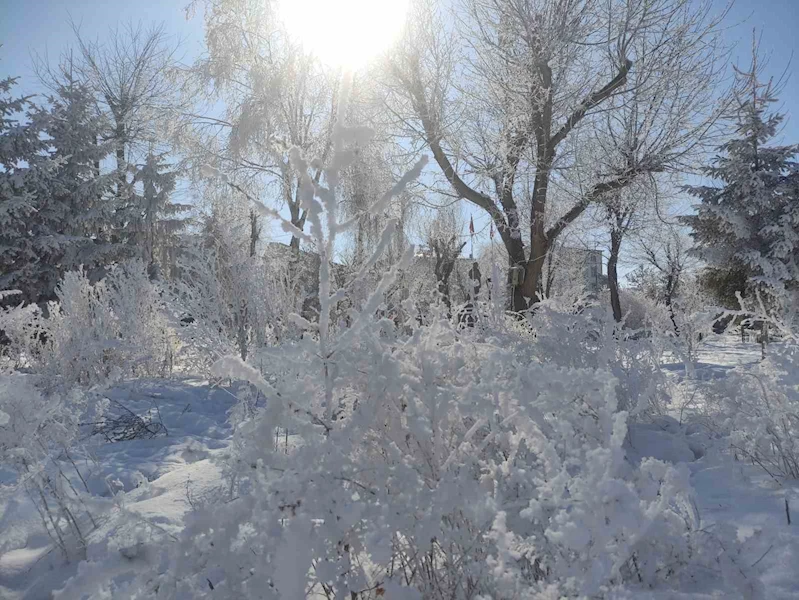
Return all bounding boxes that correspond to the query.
[125,150,191,276]
[0,76,55,303]
[34,78,128,295]
[684,52,799,306]
[0,74,133,303]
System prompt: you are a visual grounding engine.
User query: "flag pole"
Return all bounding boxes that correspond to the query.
[469,215,475,260]
[490,222,494,266]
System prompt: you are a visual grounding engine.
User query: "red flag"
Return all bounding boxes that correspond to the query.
[489,222,494,240]
[469,215,475,235]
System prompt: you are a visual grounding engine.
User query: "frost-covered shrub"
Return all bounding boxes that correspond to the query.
[530,300,671,417]
[706,344,799,481]
[40,260,173,389]
[72,315,760,600]
[0,374,103,559]
[663,283,718,369]
[167,232,305,372]
[0,290,47,373]
[615,289,660,332]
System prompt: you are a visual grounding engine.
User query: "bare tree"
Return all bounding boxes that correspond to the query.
[602,182,654,322]
[638,228,690,335]
[422,204,467,310]
[388,0,727,310]
[32,22,189,273]
[37,21,182,190]
[176,0,340,250]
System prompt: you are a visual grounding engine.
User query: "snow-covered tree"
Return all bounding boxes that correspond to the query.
[0,76,56,303]
[34,77,130,296]
[125,150,191,275]
[177,0,339,250]
[35,22,182,194]
[424,204,467,310]
[684,48,799,309]
[390,0,727,309]
[637,229,693,335]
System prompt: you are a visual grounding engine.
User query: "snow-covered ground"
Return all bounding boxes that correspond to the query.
[0,379,238,600]
[637,335,799,599]
[1,337,798,598]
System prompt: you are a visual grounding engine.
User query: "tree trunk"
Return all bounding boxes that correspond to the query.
[249,210,260,257]
[665,273,680,336]
[520,157,552,302]
[544,248,557,299]
[289,201,301,250]
[608,230,622,322]
[287,186,307,250]
[115,122,127,196]
[433,239,466,316]
[238,299,248,362]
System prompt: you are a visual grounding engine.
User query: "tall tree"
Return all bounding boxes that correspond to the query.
[0,73,125,304]
[683,45,799,307]
[179,0,338,250]
[35,22,183,257]
[126,150,191,276]
[638,229,690,334]
[0,76,52,302]
[66,21,180,191]
[390,0,727,309]
[33,77,127,296]
[606,194,640,323]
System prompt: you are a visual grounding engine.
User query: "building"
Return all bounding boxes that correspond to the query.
[546,247,605,297]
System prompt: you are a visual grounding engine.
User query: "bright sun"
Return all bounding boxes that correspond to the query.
[278,0,410,69]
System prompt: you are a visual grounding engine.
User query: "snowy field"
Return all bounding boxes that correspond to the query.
[0,335,797,599]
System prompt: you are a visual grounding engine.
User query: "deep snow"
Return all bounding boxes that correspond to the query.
[1,337,798,599]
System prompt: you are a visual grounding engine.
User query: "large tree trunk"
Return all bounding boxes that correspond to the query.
[520,134,554,303]
[608,229,623,322]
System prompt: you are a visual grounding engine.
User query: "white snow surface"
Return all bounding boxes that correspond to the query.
[0,378,238,600]
[1,338,798,598]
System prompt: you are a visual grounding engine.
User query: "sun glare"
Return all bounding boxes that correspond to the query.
[278,0,409,69]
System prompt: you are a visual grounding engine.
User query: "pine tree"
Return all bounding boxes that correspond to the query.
[34,78,128,297]
[125,150,191,278]
[0,73,132,304]
[0,76,56,303]
[683,51,799,307]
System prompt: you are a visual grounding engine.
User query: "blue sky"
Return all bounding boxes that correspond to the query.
[716,0,799,143]
[0,0,205,85]
[2,0,796,125]
[2,0,798,255]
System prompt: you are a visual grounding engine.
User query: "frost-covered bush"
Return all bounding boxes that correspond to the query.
[0,374,103,559]
[705,343,799,481]
[40,260,173,389]
[530,300,671,417]
[167,229,305,372]
[71,317,760,599]
[700,285,799,481]
[0,290,47,373]
[663,282,718,370]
